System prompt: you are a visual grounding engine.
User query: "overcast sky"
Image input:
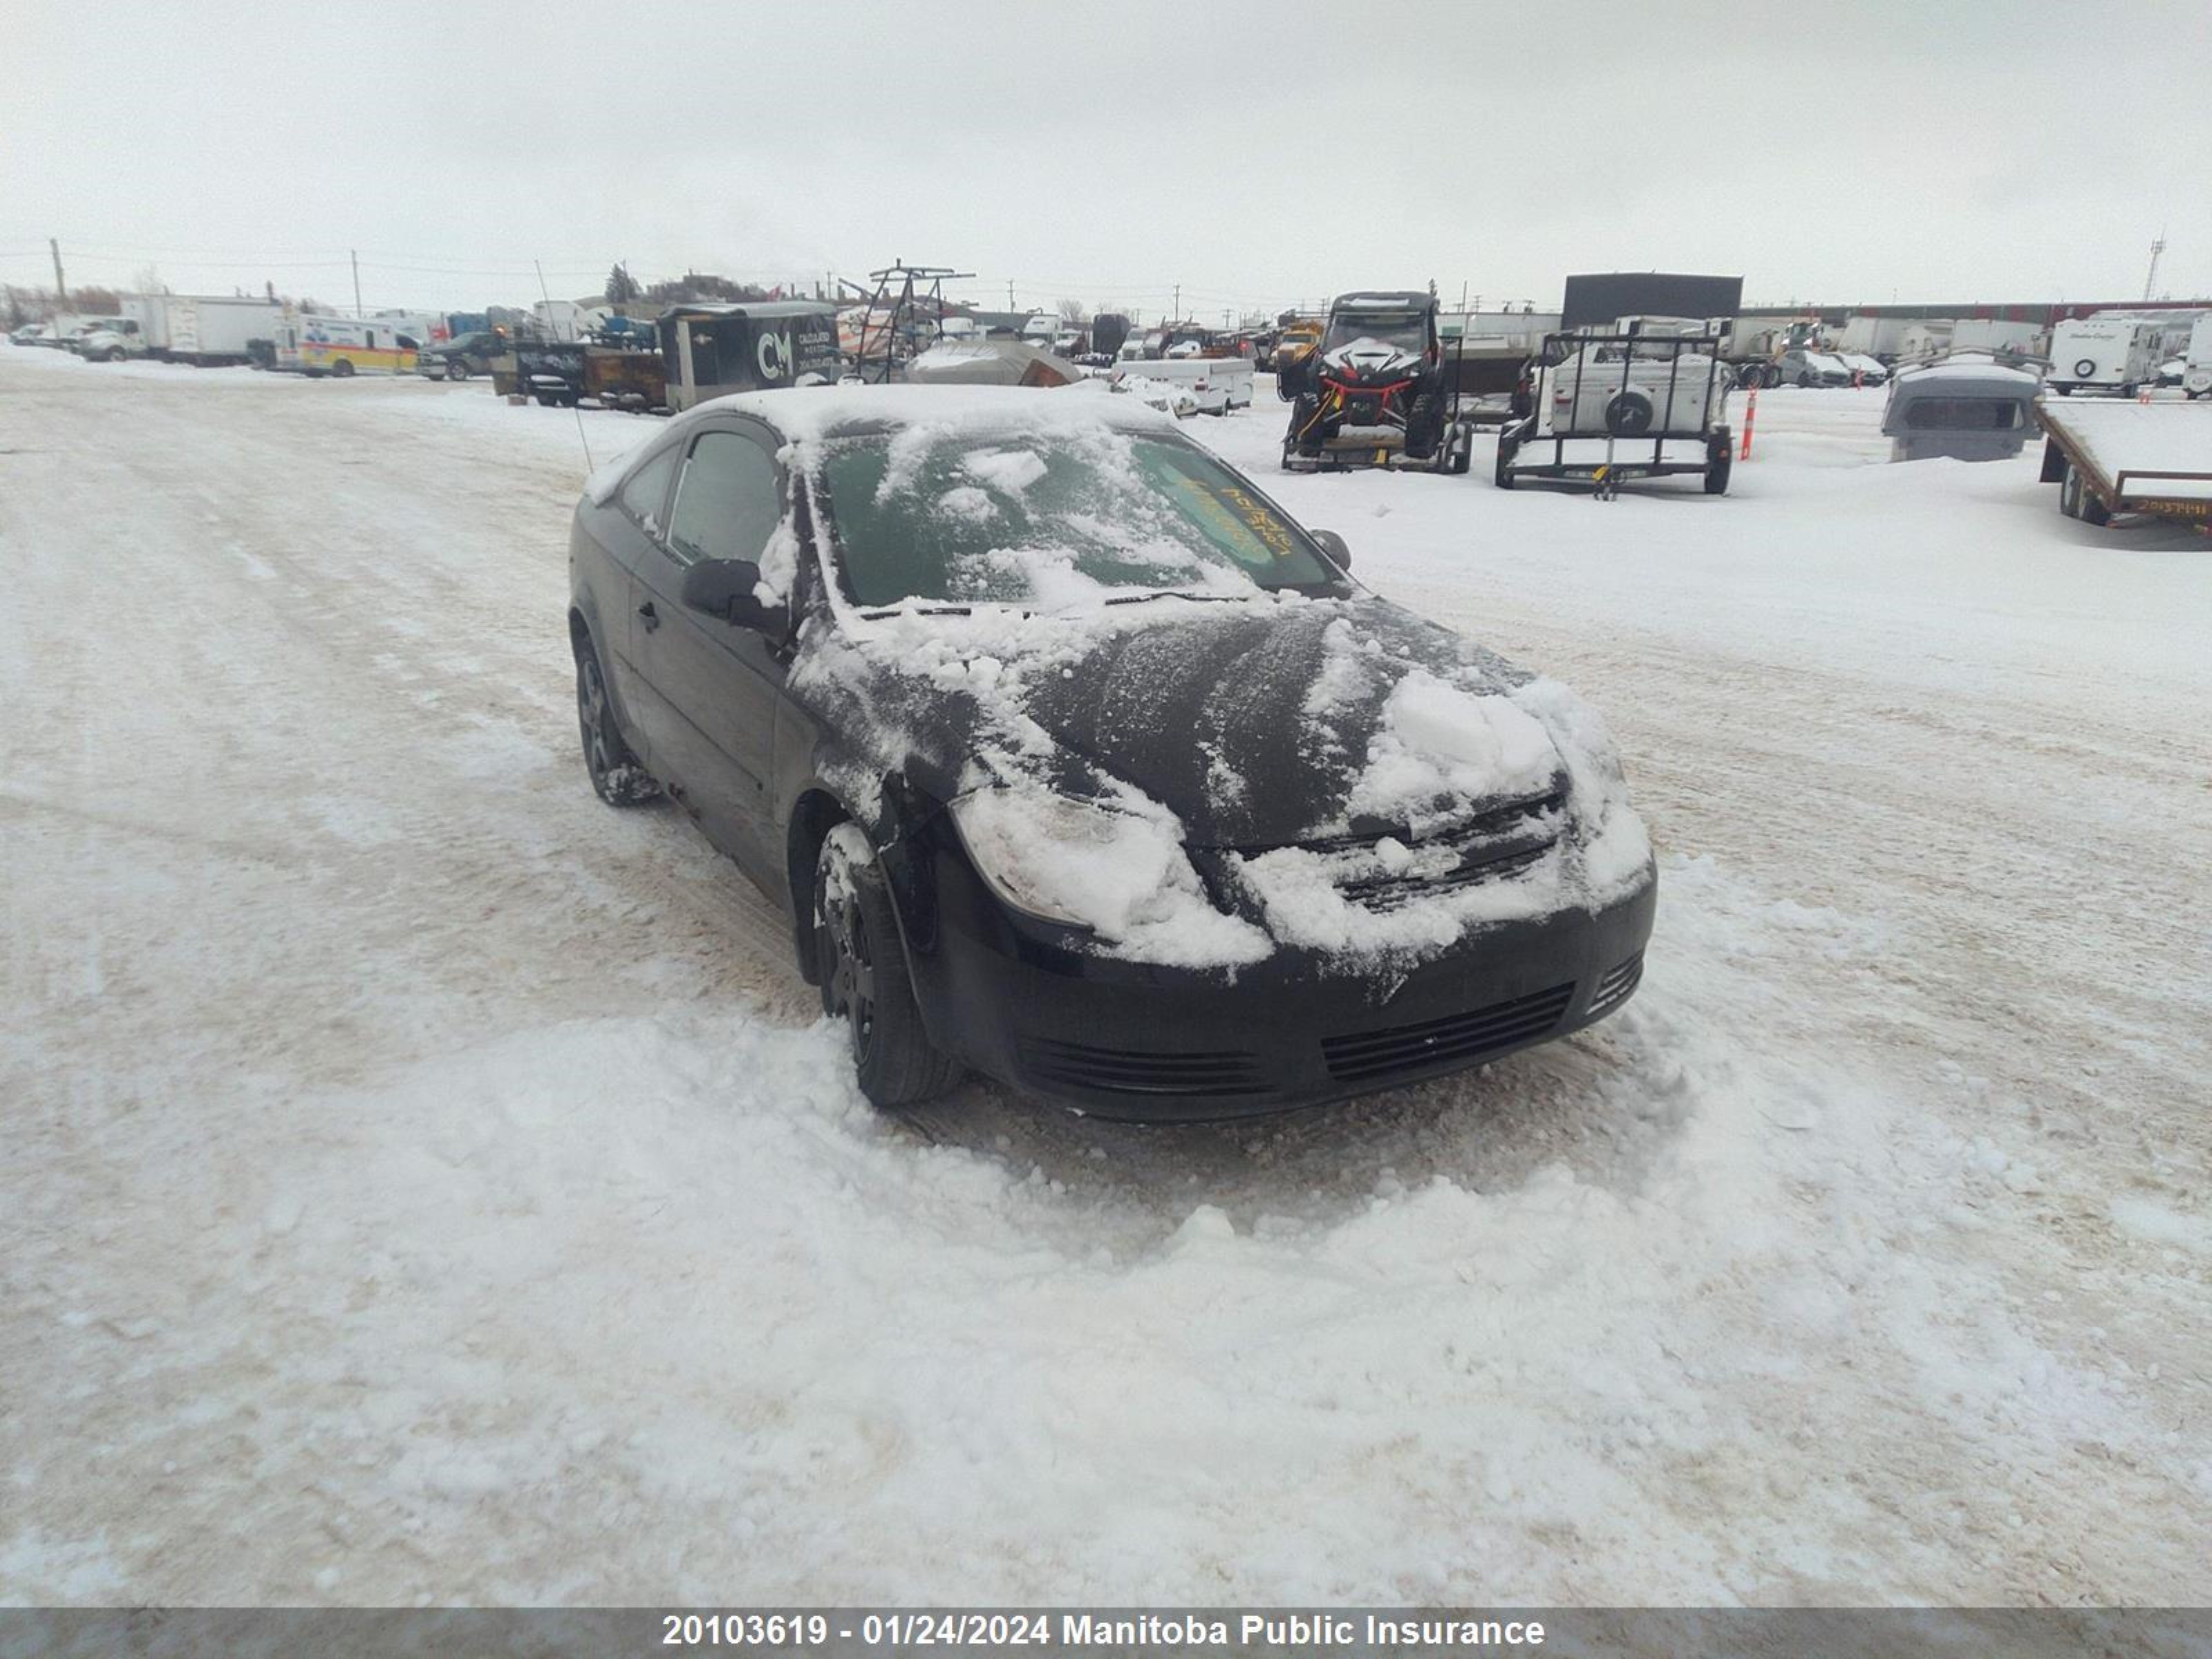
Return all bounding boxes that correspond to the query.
[8,0,2209,321]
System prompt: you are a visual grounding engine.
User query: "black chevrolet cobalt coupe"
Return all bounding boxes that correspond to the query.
[568,386,1655,1118]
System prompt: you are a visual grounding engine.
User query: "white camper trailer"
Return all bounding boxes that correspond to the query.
[2047,317,2162,396]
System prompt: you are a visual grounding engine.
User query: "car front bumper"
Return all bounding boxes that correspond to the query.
[899,831,1658,1121]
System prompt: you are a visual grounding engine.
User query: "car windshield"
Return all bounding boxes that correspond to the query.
[818,427,1342,610]
[1324,309,1426,353]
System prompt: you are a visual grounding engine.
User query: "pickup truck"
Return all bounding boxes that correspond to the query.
[415,329,507,382]
[1107,353,1254,415]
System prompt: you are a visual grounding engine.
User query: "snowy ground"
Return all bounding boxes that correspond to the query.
[3,347,2209,1607]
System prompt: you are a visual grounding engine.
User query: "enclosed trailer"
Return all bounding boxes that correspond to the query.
[658,302,838,411]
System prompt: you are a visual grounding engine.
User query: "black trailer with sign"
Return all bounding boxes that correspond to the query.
[658,302,840,411]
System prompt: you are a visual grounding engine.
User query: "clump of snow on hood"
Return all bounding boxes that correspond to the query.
[1347,670,1559,834]
[1512,676,1653,903]
[1303,617,1384,722]
[1231,836,1567,957]
[953,778,1269,970]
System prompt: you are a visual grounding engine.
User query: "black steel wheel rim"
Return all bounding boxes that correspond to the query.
[825,887,877,1062]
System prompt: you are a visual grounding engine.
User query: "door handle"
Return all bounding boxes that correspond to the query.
[637,601,659,632]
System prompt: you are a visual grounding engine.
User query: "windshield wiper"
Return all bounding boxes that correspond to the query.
[1102,590,1246,608]
[858,604,975,620]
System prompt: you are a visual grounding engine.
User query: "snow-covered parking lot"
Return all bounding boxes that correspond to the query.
[4,346,2209,1606]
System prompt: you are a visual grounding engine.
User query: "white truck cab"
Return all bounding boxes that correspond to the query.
[74,317,149,361]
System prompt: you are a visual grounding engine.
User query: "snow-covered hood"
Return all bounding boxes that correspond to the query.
[794,590,1652,967]
[810,594,1571,849]
[1319,337,1423,382]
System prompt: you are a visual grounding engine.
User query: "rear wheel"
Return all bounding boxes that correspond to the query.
[331,358,355,378]
[1494,427,1521,489]
[574,635,659,805]
[1704,447,1733,495]
[815,824,959,1109]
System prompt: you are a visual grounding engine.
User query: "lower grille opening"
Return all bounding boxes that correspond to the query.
[1587,951,1644,1018]
[1321,982,1575,1085]
[1018,1039,1270,1098]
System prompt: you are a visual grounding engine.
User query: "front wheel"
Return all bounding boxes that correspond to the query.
[816,824,959,1109]
[447,360,469,381]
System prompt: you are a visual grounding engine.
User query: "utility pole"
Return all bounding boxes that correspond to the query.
[351,249,364,318]
[2144,230,2166,301]
[1007,280,1015,310]
[1173,283,1181,321]
[49,238,66,307]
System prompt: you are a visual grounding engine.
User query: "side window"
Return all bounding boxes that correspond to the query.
[617,445,682,538]
[666,431,780,567]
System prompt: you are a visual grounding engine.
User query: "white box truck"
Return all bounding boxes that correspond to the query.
[2048,316,2162,397]
[164,297,285,366]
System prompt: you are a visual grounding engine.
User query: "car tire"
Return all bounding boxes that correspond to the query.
[574,634,659,806]
[447,360,469,382]
[332,358,355,377]
[815,823,959,1109]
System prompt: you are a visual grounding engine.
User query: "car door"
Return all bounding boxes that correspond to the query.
[626,420,789,880]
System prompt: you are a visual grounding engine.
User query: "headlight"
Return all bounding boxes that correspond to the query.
[948,787,1203,936]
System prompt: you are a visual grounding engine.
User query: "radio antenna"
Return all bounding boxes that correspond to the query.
[536,257,592,471]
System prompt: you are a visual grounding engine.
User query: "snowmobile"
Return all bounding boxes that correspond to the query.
[1277,290,1473,475]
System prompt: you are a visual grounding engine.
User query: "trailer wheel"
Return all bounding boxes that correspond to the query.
[1494,429,1520,490]
[1448,423,1472,475]
[2060,462,2111,526]
[1703,448,1732,496]
[331,358,355,378]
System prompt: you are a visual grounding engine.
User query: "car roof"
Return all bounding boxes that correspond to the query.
[682,384,1179,444]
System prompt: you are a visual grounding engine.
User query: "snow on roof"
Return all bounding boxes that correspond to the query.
[1895,360,2041,387]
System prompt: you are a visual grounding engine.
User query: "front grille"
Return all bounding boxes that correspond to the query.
[1018,1039,1270,1098]
[1320,982,1575,1085]
[1273,790,1564,914]
[1586,951,1644,1018]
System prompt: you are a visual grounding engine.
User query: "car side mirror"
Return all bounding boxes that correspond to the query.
[1311,529,1351,573]
[681,558,787,635]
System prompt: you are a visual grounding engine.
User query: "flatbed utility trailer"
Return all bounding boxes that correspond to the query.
[1495,321,1734,497]
[2034,397,2212,528]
